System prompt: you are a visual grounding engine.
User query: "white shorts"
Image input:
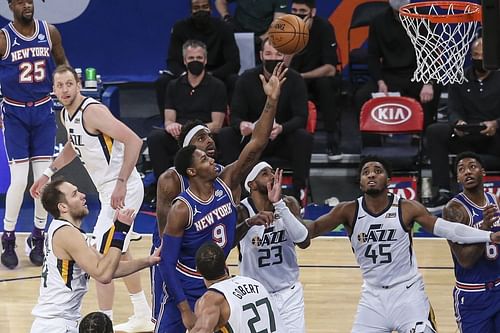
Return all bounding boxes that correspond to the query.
[269,281,306,333]
[93,178,144,254]
[30,317,79,333]
[352,277,437,333]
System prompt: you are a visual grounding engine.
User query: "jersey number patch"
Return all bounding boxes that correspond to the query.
[485,242,498,260]
[212,224,227,248]
[243,297,277,333]
[257,246,283,267]
[19,60,47,83]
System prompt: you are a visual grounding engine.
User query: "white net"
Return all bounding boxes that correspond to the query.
[399,2,481,85]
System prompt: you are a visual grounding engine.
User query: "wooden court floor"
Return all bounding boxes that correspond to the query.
[0,235,460,333]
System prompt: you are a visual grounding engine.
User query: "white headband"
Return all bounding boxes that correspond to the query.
[244,162,272,192]
[182,125,210,148]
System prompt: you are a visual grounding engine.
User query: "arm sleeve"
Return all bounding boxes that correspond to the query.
[159,234,187,304]
[320,21,338,66]
[273,199,308,243]
[211,27,240,80]
[433,218,492,244]
[167,24,187,76]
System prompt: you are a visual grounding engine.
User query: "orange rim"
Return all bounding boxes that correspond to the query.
[399,1,482,23]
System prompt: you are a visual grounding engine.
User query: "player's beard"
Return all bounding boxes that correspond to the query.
[255,183,268,196]
[365,187,384,196]
[70,207,89,220]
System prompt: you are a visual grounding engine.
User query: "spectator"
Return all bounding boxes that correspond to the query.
[289,0,341,160]
[425,37,500,208]
[155,0,239,119]
[147,40,227,180]
[217,38,313,202]
[354,0,440,143]
[215,0,287,63]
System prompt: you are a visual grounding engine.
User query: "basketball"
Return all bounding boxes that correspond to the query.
[268,14,310,55]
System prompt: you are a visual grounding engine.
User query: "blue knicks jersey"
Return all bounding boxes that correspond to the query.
[450,192,500,285]
[0,20,53,101]
[174,177,237,276]
[152,164,225,248]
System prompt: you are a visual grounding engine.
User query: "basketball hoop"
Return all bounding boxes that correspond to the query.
[399,1,481,85]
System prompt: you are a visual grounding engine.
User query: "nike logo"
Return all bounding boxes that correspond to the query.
[406,281,416,289]
[279,4,287,8]
[358,215,366,219]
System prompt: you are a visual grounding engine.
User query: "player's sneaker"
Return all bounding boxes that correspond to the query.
[113,315,155,332]
[1,232,18,269]
[25,233,45,266]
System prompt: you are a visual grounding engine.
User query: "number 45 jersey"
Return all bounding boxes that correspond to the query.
[350,193,420,287]
[211,275,286,333]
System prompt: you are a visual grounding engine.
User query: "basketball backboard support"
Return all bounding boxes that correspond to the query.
[482,0,500,69]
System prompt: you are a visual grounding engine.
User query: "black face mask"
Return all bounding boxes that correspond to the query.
[263,59,280,74]
[187,60,205,76]
[472,59,487,74]
[294,13,309,21]
[192,10,211,29]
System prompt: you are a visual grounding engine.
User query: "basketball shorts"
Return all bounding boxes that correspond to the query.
[269,281,305,333]
[155,275,206,333]
[92,177,144,254]
[30,317,78,333]
[352,276,437,333]
[2,100,55,161]
[453,285,500,333]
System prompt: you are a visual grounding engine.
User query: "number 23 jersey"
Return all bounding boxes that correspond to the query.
[350,193,420,287]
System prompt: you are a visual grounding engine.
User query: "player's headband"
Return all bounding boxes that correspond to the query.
[182,125,210,148]
[244,162,272,192]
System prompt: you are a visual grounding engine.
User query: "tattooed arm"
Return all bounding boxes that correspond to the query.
[442,201,495,268]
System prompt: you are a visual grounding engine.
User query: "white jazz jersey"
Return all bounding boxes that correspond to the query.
[351,193,420,287]
[210,275,286,333]
[32,219,90,322]
[62,97,141,190]
[239,197,300,293]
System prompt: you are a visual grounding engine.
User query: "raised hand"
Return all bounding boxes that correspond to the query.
[246,211,274,228]
[482,204,499,229]
[260,62,288,100]
[267,168,283,203]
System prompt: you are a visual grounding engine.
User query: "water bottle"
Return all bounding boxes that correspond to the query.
[96,74,103,91]
[421,177,432,205]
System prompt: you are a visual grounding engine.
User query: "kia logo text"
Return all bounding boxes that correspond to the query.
[370,103,412,125]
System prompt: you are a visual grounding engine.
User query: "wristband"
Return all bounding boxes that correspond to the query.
[43,167,55,178]
[110,220,131,250]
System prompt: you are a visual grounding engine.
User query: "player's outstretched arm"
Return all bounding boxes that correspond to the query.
[30,141,78,199]
[58,209,135,284]
[113,247,161,278]
[191,291,226,333]
[307,202,352,239]
[442,202,496,268]
[409,200,499,244]
[222,63,287,191]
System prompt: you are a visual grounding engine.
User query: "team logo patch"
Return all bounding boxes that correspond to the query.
[251,236,262,247]
[38,34,46,41]
[385,212,396,218]
[215,189,223,197]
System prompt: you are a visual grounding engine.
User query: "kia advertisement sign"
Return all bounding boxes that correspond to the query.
[360,96,424,133]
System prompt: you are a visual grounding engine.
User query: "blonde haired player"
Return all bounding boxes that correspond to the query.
[30,65,153,332]
[238,162,309,332]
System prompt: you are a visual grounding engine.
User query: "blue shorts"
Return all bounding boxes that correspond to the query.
[2,100,55,161]
[454,286,500,333]
[155,276,206,333]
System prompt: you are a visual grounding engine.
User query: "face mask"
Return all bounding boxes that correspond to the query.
[263,60,280,74]
[192,10,210,29]
[389,0,410,10]
[294,13,309,21]
[187,60,205,76]
[472,59,487,74]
